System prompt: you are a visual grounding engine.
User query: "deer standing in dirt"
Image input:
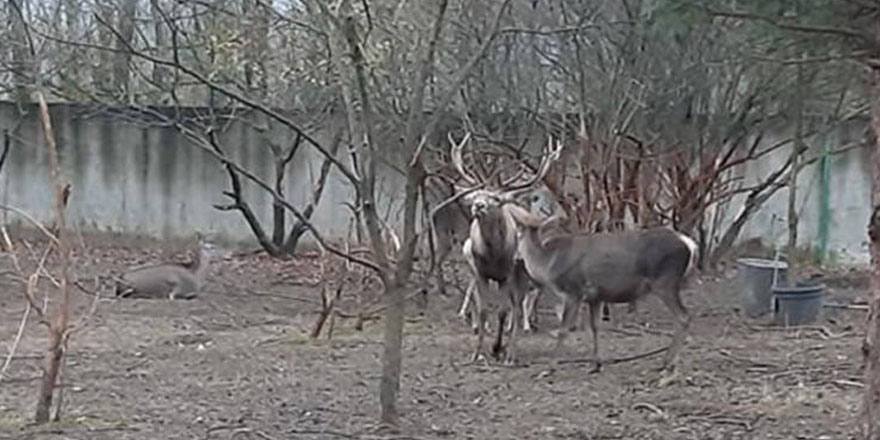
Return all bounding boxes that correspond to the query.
[115,232,221,300]
[506,205,698,373]
[433,132,561,364]
[423,177,471,299]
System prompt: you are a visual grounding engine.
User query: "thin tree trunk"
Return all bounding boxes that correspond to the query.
[788,61,805,286]
[9,0,31,102]
[273,158,288,247]
[64,0,83,89]
[34,330,63,423]
[95,0,116,96]
[33,96,73,424]
[863,65,880,440]
[150,0,171,95]
[114,0,138,102]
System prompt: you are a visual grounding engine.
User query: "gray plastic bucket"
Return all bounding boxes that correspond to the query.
[772,284,825,327]
[737,258,788,318]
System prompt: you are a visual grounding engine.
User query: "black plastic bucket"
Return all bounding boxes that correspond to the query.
[772,283,825,327]
[737,258,788,318]
[773,284,825,327]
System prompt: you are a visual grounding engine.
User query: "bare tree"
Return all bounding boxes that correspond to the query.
[211,114,344,257]
[8,0,32,101]
[114,0,138,102]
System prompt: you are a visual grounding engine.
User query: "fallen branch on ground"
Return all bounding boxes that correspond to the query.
[555,346,669,366]
[823,302,868,311]
[311,284,344,339]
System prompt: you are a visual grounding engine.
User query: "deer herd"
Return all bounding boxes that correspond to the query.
[431,131,699,374]
[113,131,699,375]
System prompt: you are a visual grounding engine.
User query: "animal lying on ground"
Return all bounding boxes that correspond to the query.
[115,233,220,300]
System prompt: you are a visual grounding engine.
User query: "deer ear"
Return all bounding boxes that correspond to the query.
[505,203,534,227]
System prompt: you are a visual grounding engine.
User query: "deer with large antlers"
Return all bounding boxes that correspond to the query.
[432,132,562,363]
[505,204,698,373]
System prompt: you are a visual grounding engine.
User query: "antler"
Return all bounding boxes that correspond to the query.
[448,132,480,186]
[499,163,527,187]
[502,136,563,193]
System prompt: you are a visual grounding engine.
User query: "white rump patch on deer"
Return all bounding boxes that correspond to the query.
[675,231,699,275]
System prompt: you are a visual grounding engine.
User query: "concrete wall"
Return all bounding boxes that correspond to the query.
[0,102,873,265]
[726,118,872,265]
[0,102,404,247]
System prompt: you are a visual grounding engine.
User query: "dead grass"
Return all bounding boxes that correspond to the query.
[0,233,867,440]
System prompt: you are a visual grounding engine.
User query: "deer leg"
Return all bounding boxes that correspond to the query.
[433,238,451,297]
[460,279,482,333]
[656,287,691,371]
[435,264,446,297]
[530,290,540,330]
[578,301,589,331]
[587,301,602,374]
[471,279,486,334]
[491,309,507,360]
[503,282,521,365]
[570,300,582,332]
[472,308,488,363]
[457,279,474,318]
[522,288,539,333]
[553,295,576,355]
[168,283,183,300]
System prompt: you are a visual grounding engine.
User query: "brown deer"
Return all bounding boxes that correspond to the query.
[432,132,561,364]
[506,205,698,373]
[115,232,221,300]
[422,177,472,302]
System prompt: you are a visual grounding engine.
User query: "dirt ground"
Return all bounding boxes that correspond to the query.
[0,233,869,440]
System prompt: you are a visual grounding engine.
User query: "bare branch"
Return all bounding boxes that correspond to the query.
[164,121,381,272]
[0,302,30,385]
[0,205,60,246]
[699,4,875,46]
[85,12,361,187]
[0,130,11,176]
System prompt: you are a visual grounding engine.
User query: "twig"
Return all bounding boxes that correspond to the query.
[67,276,103,337]
[311,284,344,339]
[288,429,358,439]
[254,429,280,440]
[747,324,854,339]
[830,379,865,388]
[0,204,60,246]
[632,402,665,416]
[0,302,31,384]
[717,349,780,369]
[823,302,868,311]
[556,346,669,365]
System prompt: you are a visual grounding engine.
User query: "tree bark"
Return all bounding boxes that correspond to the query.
[114,0,138,102]
[9,0,31,102]
[864,65,880,440]
[150,0,171,96]
[34,329,63,423]
[787,60,805,286]
[33,95,72,424]
[95,0,116,96]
